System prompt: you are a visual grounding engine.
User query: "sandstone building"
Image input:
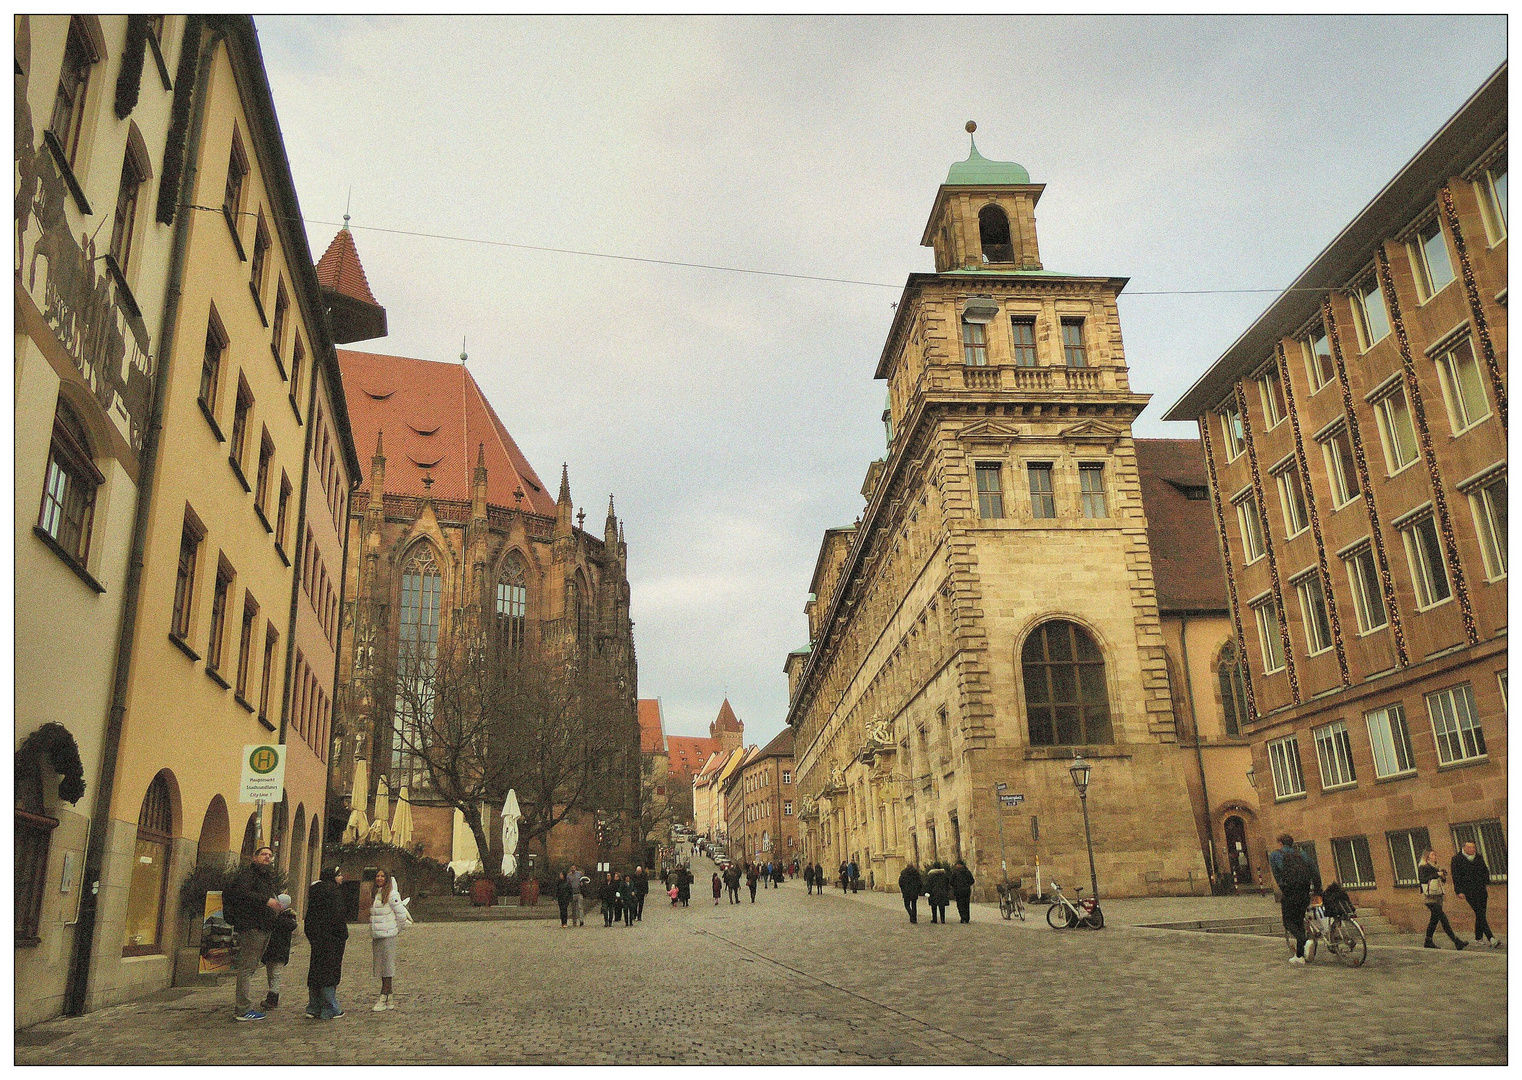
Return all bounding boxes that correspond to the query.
[732,728,799,866]
[690,701,745,842]
[1166,65,1507,933]
[788,130,1212,901]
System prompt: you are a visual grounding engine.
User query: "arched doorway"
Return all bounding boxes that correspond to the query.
[124,772,178,956]
[1224,816,1252,885]
[239,811,260,866]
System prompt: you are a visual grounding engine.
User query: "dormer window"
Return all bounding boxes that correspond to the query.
[979,205,1014,264]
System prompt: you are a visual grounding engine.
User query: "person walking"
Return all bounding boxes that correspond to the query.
[898,863,923,924]
[1268,835,1317,964]
[555,871,573,928]
[224,844,281,1021]
[950,861,976,924]
[677,864,692,907]
[304,866,348,1020]
[632,865,649,921]
[1418,849,1469,951]
[567,864,588,927]
[259,893,297,1010]
[725,864,741,904]
[925,862,952,924]
[368,868,408,1010]
[746,863,760,903]
[620,874,637,927]
[712,872,723,904]
[803,863,814,895]
[838,861,849,892]
[601,873,618,927]
[814,863,826,895]
[1452,842,1501,948]
[772,862,785,889]
[849,859,861,893]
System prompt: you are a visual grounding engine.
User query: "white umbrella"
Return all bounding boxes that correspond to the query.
[500,790,521,877]
[391,787,413,850]
[371,776,392,845]
[342,758,370,843]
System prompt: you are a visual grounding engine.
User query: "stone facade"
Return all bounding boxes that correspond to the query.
[733,728,798,865]
[1166,65,1507,933]
[790,134,1209,902]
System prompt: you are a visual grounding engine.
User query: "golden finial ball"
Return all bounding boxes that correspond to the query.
[965,120,977,133]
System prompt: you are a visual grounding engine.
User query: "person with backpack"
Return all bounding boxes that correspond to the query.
[224,845,282,1020]
[1418,849,1469,951]
[1268,834,1317,965]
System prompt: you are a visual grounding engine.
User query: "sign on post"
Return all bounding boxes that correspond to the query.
[238,744,286,804]
[999,793,1024,806]
[994,782,1008,792]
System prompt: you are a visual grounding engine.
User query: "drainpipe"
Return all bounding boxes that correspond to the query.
[64,23,227,1018]
[1179,616,1219,887]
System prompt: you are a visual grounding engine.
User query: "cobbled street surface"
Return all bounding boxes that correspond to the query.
[15,857,1507,1065]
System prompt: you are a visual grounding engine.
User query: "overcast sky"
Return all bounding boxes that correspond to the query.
[257,15,1505,749]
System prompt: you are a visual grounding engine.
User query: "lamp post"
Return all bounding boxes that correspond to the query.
[1069,754,1100,907]
[1245,762,1257,789]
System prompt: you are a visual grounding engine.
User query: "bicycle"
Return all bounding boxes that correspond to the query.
[1285,898,1367,967]
[1045,880,1104,929]
[997,879,1026,921]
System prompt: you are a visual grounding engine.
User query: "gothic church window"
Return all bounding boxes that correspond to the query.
[1022,620,1112,746]
[496,554,528,652]
[978,205,1014,264]
[1218,641,1249,737]
[395,547,441,782]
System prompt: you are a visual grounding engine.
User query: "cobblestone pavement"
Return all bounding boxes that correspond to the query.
[16,865,1506,1065]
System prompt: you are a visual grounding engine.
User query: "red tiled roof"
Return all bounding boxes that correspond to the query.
[711,698,742,734]
[338,351,557,515]
[637,699,666,755]
[1135,439,1229,614]
[315,228,380,307]
[667,736,721,783]
[756,726,794,759]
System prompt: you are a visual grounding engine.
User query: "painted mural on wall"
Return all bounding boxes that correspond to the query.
[16,68,155,459]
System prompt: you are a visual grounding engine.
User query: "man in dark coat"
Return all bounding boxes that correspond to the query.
[632,865,649,921]
[725,864,742,904]
[224,846,281,1020]
[839,861,849,892]
[555,871,574,927]
[676,864,692,906]
[814,863,826,895]
[1269,834,1316,963]
[803,863,815,895]
[601,873,619,926]
[898,863,923,924]
[304,866,349,1019]
[746,864,761,902]
[925,863,952,924]
[619,874,637,926]
[950,860,976,924]
[1452,842,1501,947]
[849,859,861,893]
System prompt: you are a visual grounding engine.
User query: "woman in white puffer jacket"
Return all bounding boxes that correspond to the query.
[368,868,409,1011]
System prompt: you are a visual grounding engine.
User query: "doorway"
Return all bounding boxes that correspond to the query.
[1224,816,1252,885]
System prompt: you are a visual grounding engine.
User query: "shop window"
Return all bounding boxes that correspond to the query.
[123,774,173,955]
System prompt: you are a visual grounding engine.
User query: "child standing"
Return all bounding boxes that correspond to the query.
[260,893,297,1010]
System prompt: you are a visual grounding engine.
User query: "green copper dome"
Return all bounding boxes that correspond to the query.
[946,136,1030,186]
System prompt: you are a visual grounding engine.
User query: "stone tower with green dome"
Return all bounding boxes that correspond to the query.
[924,122,1044,272]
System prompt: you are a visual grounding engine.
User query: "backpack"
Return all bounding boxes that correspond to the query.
[1278,850,1313,893]
[1321,881,1356,918]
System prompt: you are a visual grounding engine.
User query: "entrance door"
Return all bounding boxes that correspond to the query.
[1225,816,1252,884]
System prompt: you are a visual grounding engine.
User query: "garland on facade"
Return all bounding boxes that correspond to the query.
[1439,184,1507,430]
[16,723,87,805]
[1321,296,1408,667]
[1374,248,1479,647]
[156,14,202,225]
[1200,421,1259,726]
[1275,341,1351,687]
[114,15,149,120]
[1235,383,1300,704]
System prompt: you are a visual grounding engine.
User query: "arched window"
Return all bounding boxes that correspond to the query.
[395,547,442,783]
[496,553,528,653]
[124,774,174,955]
[1218,641,1250,738]
[38,399,102,565]
[1022,620,1112,746]
[568,576,590,653]
[979,204,1014,264]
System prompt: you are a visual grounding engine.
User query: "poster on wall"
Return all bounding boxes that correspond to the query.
[199,890,236,975]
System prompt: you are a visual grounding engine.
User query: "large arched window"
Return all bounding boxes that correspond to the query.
[979,204,1014,264]
[1022,620,1112,746]
[568,575,591,653]
[395,547,442,782]
[1218,641,1249,738]
[124,773,174,955]
[496,553,527,653]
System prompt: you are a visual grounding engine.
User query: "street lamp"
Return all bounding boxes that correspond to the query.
[1069,753,1101,908]
[1245,762,1257,789]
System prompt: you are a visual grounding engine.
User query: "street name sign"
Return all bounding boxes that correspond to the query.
[238,744,286,804]
[999,793,1024,806]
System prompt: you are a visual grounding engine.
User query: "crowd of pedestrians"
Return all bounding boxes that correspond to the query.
[894,860,975,924]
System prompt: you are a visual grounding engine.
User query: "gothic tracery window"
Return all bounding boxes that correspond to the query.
[496,553,527,653]
[394,547,441,782]
[1022,619,1112,746]
[1218,641,1249,738]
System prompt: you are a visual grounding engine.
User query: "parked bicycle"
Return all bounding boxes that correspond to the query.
[997,880,1026,921]
[1046,880,1104,929]
[1285,887,1367,967]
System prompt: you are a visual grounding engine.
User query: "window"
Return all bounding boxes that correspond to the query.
[258,625,278,721]
[1027,463,1056,519]
[201,312,226,414]
[1331,836,1376,888]
[207,559,233,671]
[1061,319,1087,367]
[123,775,173,955]
[1343,545,1388,633]
[1217,642,1249,737]
[271,279,289,357]
[1364,703,1415,778]
[235,595,257,698]
[1312,720,1356,789]
[1351,278,1391,350]
[975,462,1004,519]
[495,555,528,652]
[1469,475,1507,580]
[1475,164,1507,245]
[1235,494,1265,563]
[1258,366,1287,427]
[290,335,305,404]
[1021,619,1112,746]
[1253,600,1285,674]
[395,548,443,780]
[171,515,203,640]
[1409,217,1455,302]
[1295,574,1333,655]
[1450,820,1507,884]
[250,213,270,302]
[1009,317,1037,366]
[1266,735,1305,798]
[1320,426,1361,508]
[978,204,1014,264]
[108,146,150,272]
[1219,404,1246,461]
[1426,683,1485,765]
[1372,384,1419,473]
[275,474,291,553]
[1078,463,1107,518]
[1275,466,1309,537]
[962,319,988,366]
[1433,336,1490,434]
[1303,327,1336,392]
[782,771,792,784]
[783,800,794,816]
[49,17,97,166]
[38,401,101,565]
[1387,827,1432,888]
[229,378,252,472]
[255,432,274,517]
[1401,513,1451,609]
[224,130,248,224]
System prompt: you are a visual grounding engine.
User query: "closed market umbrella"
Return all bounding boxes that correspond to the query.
[371,776,392,845]
[342,758,370,843]
[391,787,413,850]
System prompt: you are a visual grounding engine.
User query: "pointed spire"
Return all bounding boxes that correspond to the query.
[368,430,387,510]
[557,464,572,505]
[477,442,486,468]
[554,464,573,539]
[604,494,618,543]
